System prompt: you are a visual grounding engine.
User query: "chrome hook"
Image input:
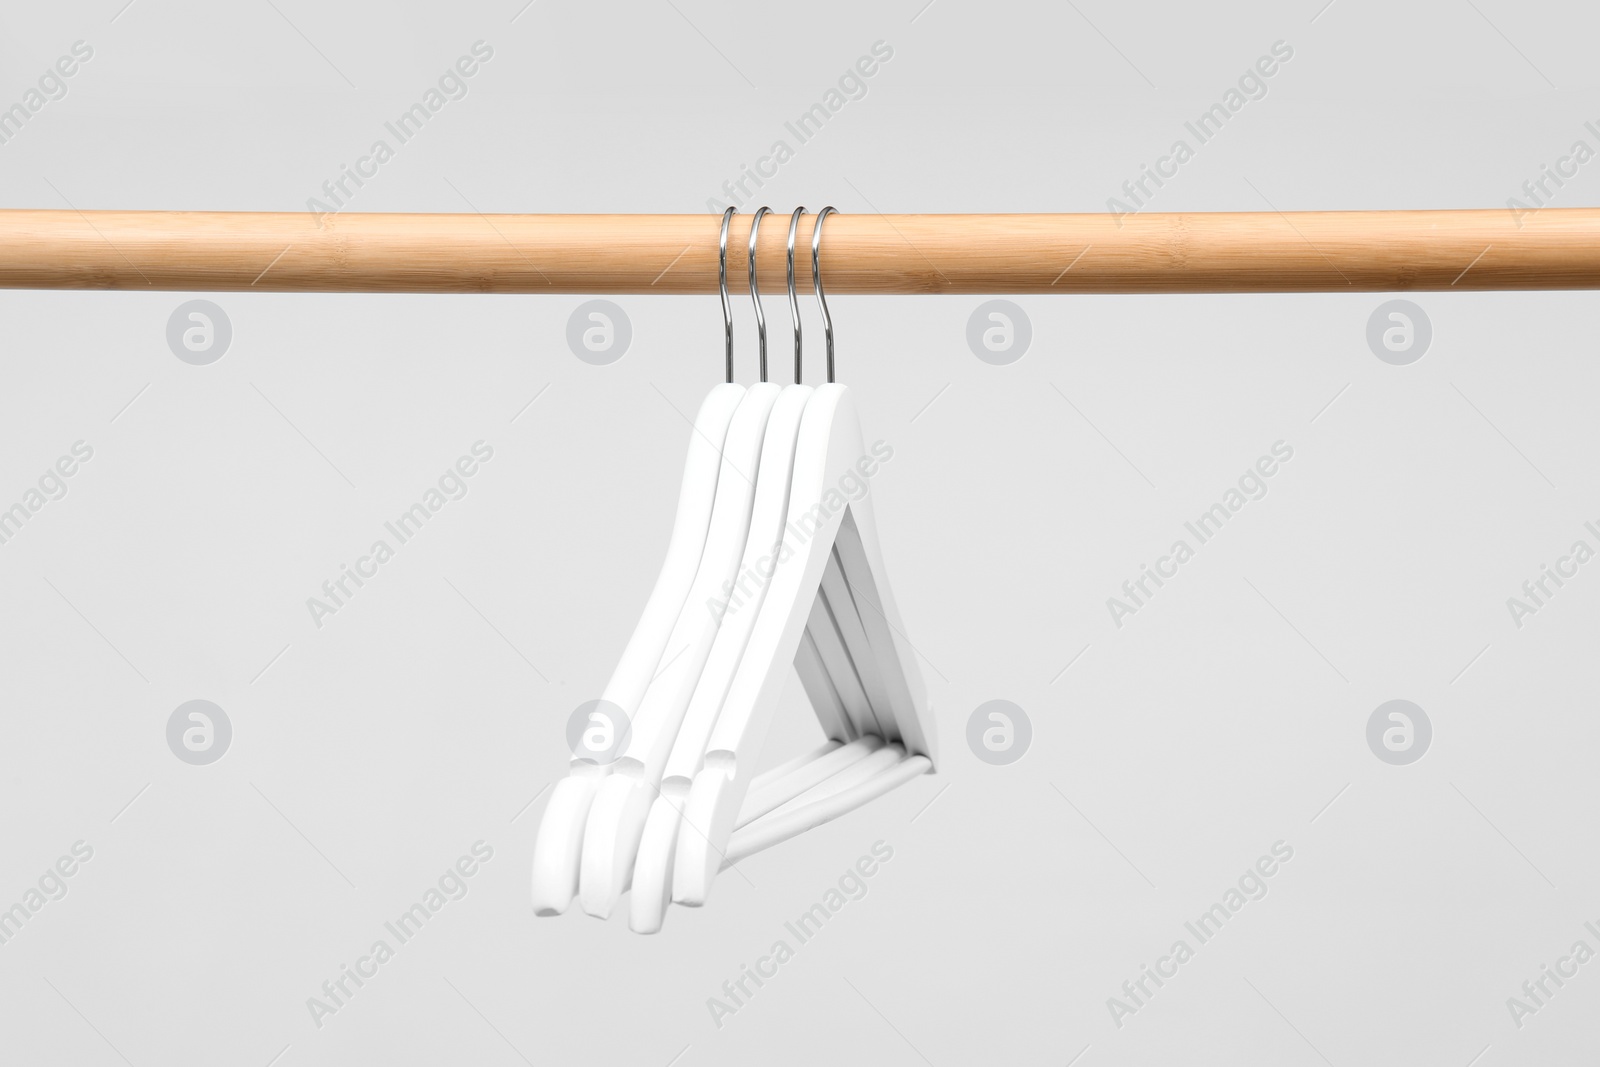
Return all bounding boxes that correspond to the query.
[811,206,837,383]
[747,206,771,382]
[719,207,735,383]
[786,207,806,383]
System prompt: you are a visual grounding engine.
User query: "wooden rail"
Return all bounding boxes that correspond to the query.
[0,208,1596,293]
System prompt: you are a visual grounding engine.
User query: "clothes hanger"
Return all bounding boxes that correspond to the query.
[533,206,936,926]
[576,208,784,918]
[668,207,938,910]
[530,209,746,917]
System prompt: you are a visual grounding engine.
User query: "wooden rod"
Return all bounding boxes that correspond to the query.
[1,208,1598,294]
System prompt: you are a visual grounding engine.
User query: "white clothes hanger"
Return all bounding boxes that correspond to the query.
[530,209,746,916]
[577,208,782,918]
[533,207,937,926]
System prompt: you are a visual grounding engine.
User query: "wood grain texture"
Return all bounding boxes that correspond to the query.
[1,209,1598,293]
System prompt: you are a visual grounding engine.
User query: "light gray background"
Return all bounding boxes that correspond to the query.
[1,0,1597,1063]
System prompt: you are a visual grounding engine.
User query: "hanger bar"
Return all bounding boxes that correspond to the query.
[2,209,1598,294]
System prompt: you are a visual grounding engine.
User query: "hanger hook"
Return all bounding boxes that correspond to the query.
[812,206,837,383]
[747,206,770,382]
[719,207,735,383]
[786,207,806,384]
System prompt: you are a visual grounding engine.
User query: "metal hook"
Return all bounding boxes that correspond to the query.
[747,206,770,382]
[811,206,837,383]
[786,208,806,384]
[719,207,735,383]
